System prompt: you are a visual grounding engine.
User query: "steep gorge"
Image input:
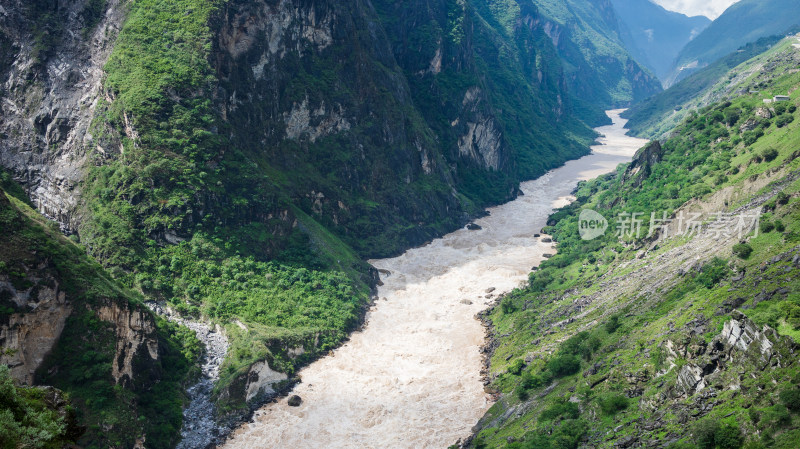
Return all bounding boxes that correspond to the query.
[0,0,660,446]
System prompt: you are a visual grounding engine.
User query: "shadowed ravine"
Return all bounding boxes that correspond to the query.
[220,110,648,449]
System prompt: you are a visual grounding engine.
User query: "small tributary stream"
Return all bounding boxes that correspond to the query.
[147,303,229,449]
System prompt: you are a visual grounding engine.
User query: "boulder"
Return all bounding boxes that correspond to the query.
[466,223,482,230]
[287,395,302,407]
[755,107,772,119]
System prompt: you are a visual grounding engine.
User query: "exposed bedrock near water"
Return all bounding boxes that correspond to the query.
[220,111,647,449]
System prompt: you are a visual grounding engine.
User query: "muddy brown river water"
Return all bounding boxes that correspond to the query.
[221,110,648,449]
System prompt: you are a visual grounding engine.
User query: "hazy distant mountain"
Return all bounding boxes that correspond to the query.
[611,0,710,82]
[667,0,800,86]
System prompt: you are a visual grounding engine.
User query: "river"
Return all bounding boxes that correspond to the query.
[220,110,648,449]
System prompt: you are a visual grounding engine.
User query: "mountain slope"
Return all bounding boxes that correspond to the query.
[468,38,800,449]
[1,171,199,449]
[0,0,663,440]
[667,0,800,86]
[610,0,709,81]
[527,0,662,109]
[623,32,794,138]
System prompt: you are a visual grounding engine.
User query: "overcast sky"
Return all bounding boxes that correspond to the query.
[651,0,740,19]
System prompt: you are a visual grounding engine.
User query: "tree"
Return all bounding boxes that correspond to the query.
[693,418,719,449]
[0,365,70,449]
[547,355,581,378]
[715,421,743,449]
[732,243,753,259]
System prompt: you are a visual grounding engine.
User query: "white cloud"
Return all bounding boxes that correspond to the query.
[651,0,741,19]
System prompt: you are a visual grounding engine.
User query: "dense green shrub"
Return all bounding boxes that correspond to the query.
[547,355,581,378]
[775,114,794,128]
[521,371,544,390]
[760,404,791,428]
[509,419,588,449]
[666,441,699,449]
[761,147,779,162]
[695,257,731,288]
[0,365,70,449]
[732,243,753,259]
[779,387,800,411]
[715,421,744,449]
[743,129,764,146]
[501,299,517,314]
[559,331,603,361]
[760,220,775,233]
[515,386,530,401]
[605,315,621,333]
[540,400,580,421]
[508,359,525,375]
[693,418,720,449]
[596,392,628,415]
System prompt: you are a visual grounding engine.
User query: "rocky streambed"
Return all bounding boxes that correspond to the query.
[147,303,229,449]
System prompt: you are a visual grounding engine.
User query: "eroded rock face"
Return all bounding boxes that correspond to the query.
[755,107,773,120]
[245,360,289,402]
[0,275,72,384]
[672,310,786,397]
[0,274,160,389]
[720,312,775,358]
[623,141,664,187]
[0,0,125,232]
[96,301,161,388]
[216,332,324,413]
[457,88,505,171]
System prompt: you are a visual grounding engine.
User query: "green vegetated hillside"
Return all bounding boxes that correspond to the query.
[0,172,200,449]
[372,0,591,185]
[1,0,659,441]
[527,0,662,110]
[468,43,800,449]
[666,0,800,86]
[610,0,709,82]
[0,364,83,449]
[61,0,657,416]
[624,32,800,139]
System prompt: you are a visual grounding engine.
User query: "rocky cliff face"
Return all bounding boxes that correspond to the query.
[0,194,160,391]
[0,0,125,232]
[0,186,192,448]
[0,0,641,261]
[525,0,662,110]
[211,0,471,255]
[0,271,72,384]
[667,311,789,398]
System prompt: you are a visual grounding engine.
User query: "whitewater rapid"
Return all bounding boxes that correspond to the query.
[221,110,648,448]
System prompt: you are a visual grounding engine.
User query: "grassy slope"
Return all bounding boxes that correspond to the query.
[79,0,376,410]
[1,172,199,449]
[469,44,800,449]
[624,32,799,138]
[668,0,800,85]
